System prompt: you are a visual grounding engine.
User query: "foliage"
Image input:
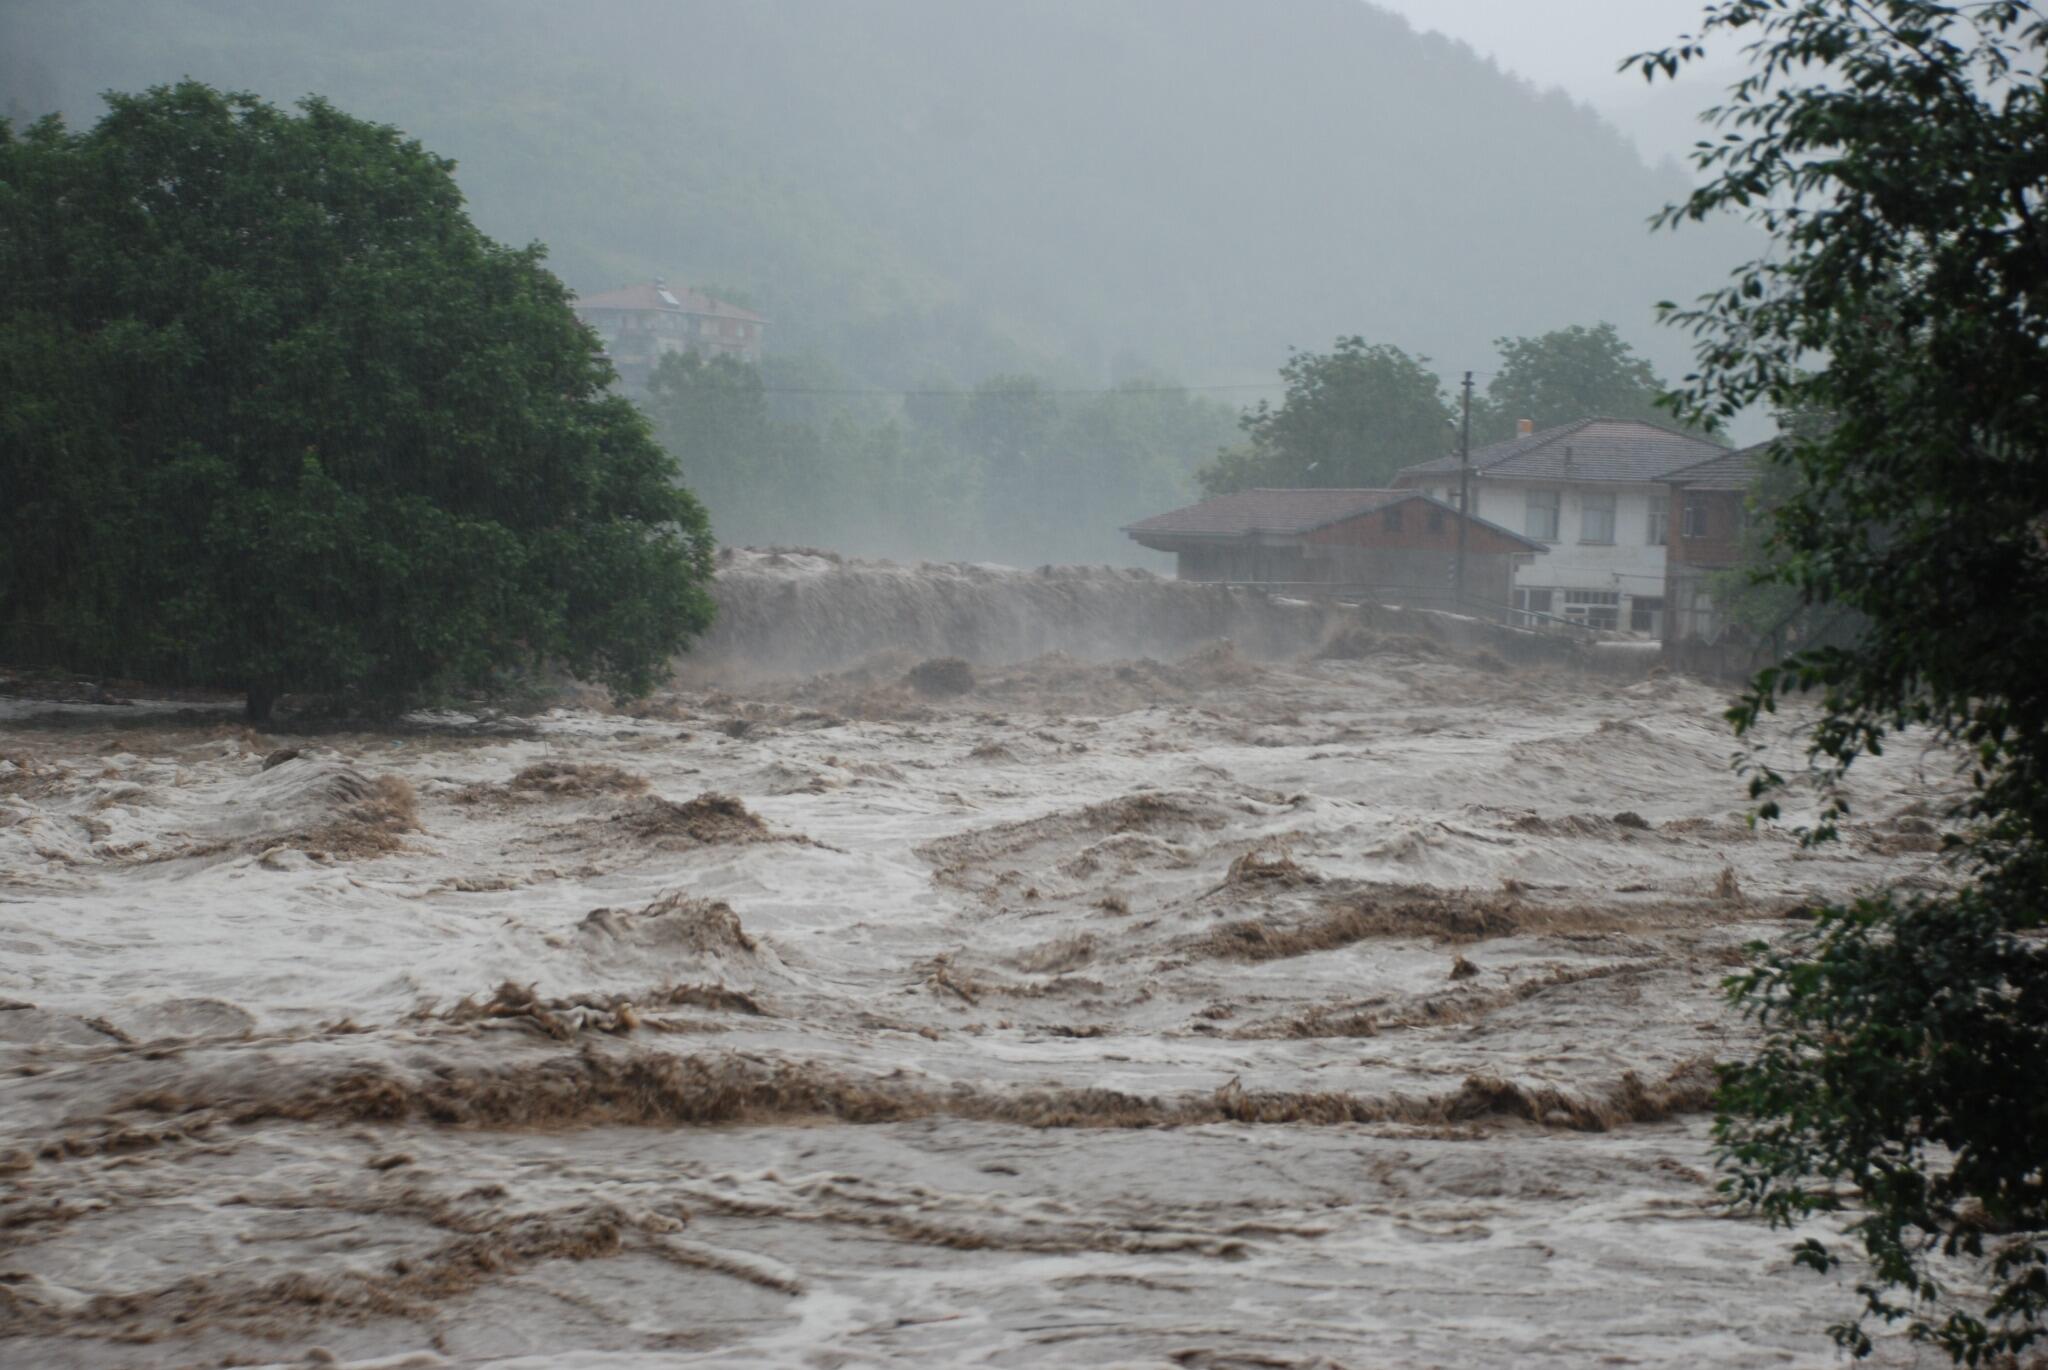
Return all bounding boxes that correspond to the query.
[643,350,828,544]
[1700,454,1811,644]
[1476,322,1686,442]
[958,375,1063,545]
[1706,406,1862,651]
[1197,338,1454,492]
[965,376,1238,563]
[0,82,716,719]
[642,355,1236,565]
[0,0,1748,396]
[1635,2,2048,1359]
[1058,382,1244,551]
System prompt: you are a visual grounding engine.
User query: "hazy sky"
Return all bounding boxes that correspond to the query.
[1370,0,1747,166]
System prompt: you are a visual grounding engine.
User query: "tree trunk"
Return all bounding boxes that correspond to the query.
[245,684,277,724]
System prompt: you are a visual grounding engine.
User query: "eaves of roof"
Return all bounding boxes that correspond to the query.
[1122,489,1547,553]
[1660,440,1771,489]
[1395,416,1726,486]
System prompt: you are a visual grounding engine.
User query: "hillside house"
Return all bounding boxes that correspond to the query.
[1123,488,1545,617]
[1659,443,1762,663]
[572,279,767,389]
[1393,417,1727,635]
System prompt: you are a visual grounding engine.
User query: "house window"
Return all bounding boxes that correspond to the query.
[1426,504,1446,533]
[1563,588,1621,631]
[1580,492,1616,544]
[1648,507,1670,546]
[1683,497,1710,538]
[1382,504,1404,532]
[1525,489,1560,542]
[1686,585,1719,642]
[1630,596,1665,635]
[1514,587,1554,627]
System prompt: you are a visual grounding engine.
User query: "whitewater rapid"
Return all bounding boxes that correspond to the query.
[0,568,1963,1367]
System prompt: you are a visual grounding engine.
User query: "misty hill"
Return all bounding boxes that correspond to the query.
[2,0,1749,393]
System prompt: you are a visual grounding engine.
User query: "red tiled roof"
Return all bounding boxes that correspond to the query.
[1661,442,1767,490]
[1124,488,1409,538]
[1122,488,1545,551]
[1396,417,1725,485]
[572,281,767,323]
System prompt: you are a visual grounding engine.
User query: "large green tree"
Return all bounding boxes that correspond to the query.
[1637,3,2048,1360]
[643,349,821,544]
[0,82,716,720]
[1477,321,1681,442]
[1198,337,1453,493]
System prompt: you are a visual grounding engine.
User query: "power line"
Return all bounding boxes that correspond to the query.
[751,381,1282,397]
[664,371,1498,399]
[1454,368,1473,607]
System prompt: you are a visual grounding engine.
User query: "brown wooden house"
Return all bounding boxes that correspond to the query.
[1659,444,1762,662]
[1123,488,1546,616]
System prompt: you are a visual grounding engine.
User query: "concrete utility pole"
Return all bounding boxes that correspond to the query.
[1453,370,1473,609]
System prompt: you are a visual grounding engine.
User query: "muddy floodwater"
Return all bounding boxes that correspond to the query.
[0,568,1961,1367]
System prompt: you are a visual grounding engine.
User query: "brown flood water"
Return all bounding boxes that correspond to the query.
[0,586,1962,1366]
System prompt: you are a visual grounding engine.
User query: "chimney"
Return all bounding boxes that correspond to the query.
[1517,417,1535,437]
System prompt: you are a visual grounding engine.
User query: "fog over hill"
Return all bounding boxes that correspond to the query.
[3,0,1752,399]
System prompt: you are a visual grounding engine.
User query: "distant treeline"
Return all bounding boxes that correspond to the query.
[0,0,1754,399]
[647,322,1701,566]
[642,352,1239,566]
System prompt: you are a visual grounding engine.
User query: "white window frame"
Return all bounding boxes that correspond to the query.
[1525,489,1560,542]
[1513,586,1555,628]
[1562,589,1620,631]
[1579,492,1616,545]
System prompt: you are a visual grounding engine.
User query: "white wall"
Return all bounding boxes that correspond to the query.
[1419,478,1669,630]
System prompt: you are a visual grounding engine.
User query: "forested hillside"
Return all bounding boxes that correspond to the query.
[2,0,1748,393]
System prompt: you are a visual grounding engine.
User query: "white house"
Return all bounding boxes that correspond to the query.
[1393,417,1728,636]
[571,279,767,391]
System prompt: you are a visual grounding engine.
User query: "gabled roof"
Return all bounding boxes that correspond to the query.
[1124,488,1406,538]
[1660,441,1768,490]
[1397,417,1726,485]
[572,281,767,323]
[1121,488,1546,551]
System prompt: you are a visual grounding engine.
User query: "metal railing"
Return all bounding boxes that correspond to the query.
[1191,578,1655,641]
